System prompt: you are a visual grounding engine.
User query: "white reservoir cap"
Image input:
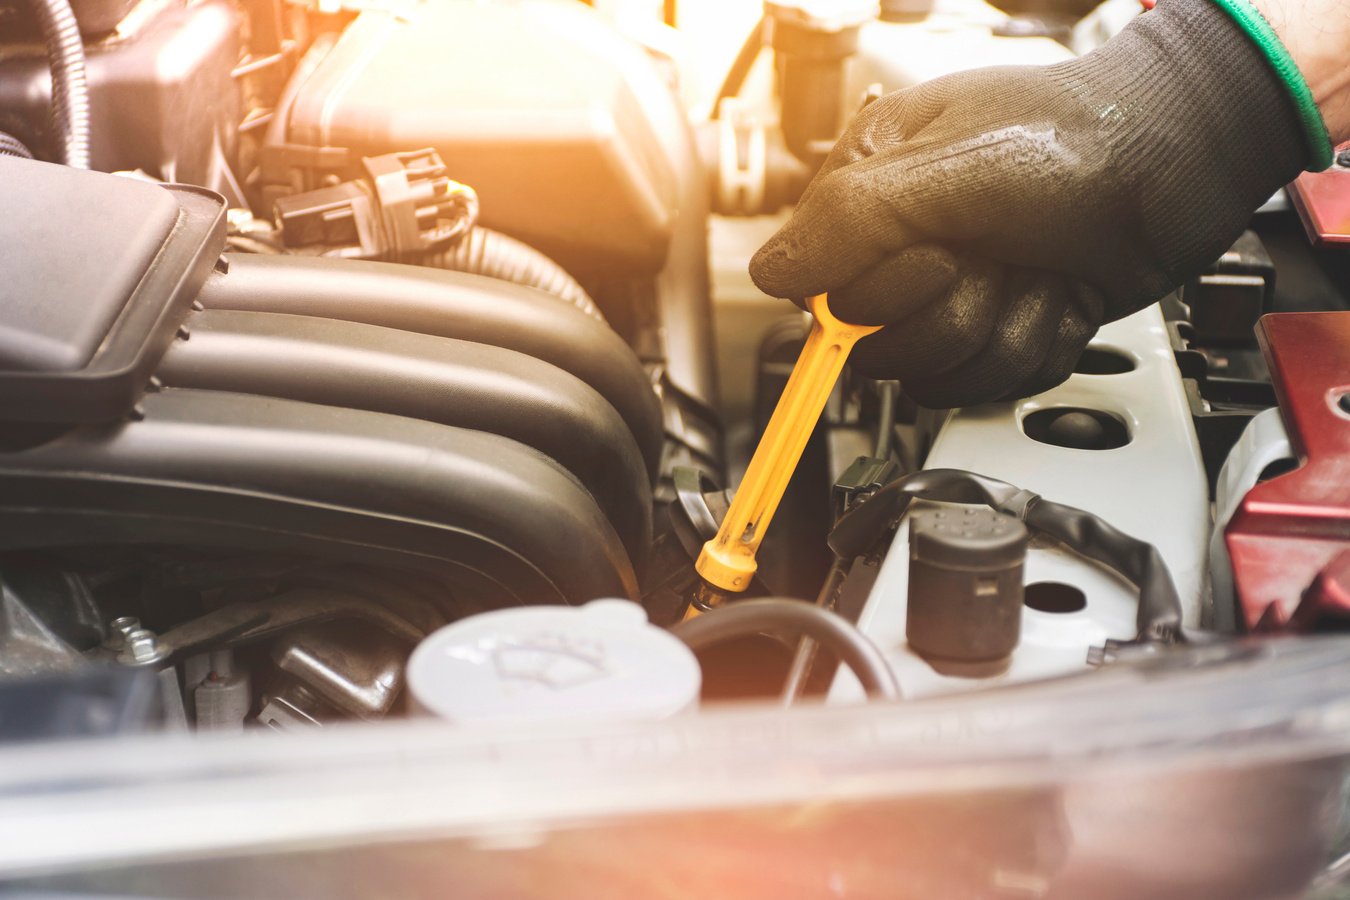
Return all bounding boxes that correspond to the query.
[407,599,701,724]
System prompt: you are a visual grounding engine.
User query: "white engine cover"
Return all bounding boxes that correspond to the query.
[832,304,1211,701]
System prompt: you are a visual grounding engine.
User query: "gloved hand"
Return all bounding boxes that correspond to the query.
[750,0,1321,408]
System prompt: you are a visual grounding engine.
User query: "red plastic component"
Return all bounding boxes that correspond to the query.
[1226,313,1350,630]
[1288,168,1350,247]
[1296,549,1350,624]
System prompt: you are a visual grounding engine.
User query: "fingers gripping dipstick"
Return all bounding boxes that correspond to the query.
[696,294,881,594]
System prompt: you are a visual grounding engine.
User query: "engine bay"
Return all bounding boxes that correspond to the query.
[4,0,1350,895]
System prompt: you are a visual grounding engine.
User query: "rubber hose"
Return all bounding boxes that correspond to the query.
[828,468,1187,647]
[672,598,901,700]
[0,132,34,159]
[874,380,898,460]
[418,227,603,323]
[1025,498,1182,644]
[27,0,90,168]
[710,16,766,120]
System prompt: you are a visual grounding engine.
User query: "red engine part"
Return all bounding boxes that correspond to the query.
[1226,312,1350,631]
[1288,166,1350,247]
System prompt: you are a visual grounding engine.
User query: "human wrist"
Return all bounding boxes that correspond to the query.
[1206,0,1333,168]
[1063,0,1312,181]
[1248,0,1350,148]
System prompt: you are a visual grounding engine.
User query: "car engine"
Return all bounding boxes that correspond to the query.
[3,0,1350,896]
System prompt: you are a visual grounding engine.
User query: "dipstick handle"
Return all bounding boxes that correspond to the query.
[696,294,881,593]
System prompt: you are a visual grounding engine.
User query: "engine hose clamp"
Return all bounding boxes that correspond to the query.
[996,488,1041,521]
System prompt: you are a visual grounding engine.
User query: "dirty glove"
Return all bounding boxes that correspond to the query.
[750,0,1325,408]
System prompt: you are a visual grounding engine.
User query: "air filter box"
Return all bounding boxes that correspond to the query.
[265,0,690,277]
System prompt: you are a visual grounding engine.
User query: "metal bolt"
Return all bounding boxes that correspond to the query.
[119,628,168,666]
[111,616,141,637]
[105,616,141,650]
[126,629,158,662]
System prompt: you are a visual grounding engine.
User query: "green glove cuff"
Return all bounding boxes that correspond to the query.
[1207,0,1333,171]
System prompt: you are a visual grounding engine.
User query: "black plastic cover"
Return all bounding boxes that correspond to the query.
[0,0,138,37]
[1,158,177,372]
[0,2,240,187]
[911,508,1029,569]
[0,156,225,423]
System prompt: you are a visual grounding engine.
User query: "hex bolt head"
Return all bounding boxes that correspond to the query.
[119,628,168,666]
[126,629,157,662]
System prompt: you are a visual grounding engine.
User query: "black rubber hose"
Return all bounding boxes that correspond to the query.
[874,380,898,460]
[0,132,34,159]
[27,0,90,168]
[1024,498,1182,644]
[709,16,766,120]
[197,255,664,479]
[828,468,1186,647]
[418,227,603,323]
[672,598,901,700]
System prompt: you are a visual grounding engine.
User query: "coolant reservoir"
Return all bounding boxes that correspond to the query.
[848,0,1074,95]
[407,600,701,724]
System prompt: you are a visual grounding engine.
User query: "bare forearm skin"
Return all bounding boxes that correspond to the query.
[1251,0,1350,143]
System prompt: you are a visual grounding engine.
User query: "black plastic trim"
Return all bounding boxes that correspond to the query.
[0,177,225,424]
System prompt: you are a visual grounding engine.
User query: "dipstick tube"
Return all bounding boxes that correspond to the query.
[696,294,881,593]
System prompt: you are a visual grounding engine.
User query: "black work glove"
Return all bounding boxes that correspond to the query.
[750,0,1316,408]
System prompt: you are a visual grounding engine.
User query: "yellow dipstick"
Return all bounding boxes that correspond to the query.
[696,294,881,593]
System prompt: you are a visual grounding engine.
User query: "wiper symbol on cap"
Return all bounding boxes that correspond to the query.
[491,632,609,689]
